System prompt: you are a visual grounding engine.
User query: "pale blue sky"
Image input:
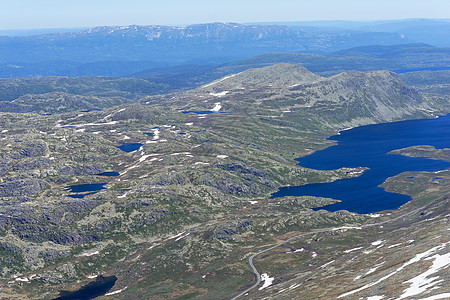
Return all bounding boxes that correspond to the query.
[0,0,449,29]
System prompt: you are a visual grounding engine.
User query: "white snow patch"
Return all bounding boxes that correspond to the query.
[320,260,335,268]
[399,251,450,299]
[249,201,258,204]
[76,128,86,133]
[185,122,193,126]
[118,192,129,199]
[78,250,100,257]
[332,226,362,231]
[258,273,274,290]
[87,275,98,279]
[211,102,222,112]
[210,91,229,97]
[433,170,447,174]
[151,128,160,140]
[147,243,160,250]
[105,286,127,296]
[216,155,228,159]
[312,252,317,258]
[338,242,449,298]
[289,248,305,253]
[139,154,154,163]
[123,135,131,140]
[169,232,186,240]
[15,277,29,282]
[388,243,403,249]
[194,162,210,165]
[202,74,236,88]
[419,293,450,300]
[367,296,384,300]
[175,232,190,241]
[369,213,381,218]
[365,262,385,275]
[1,129,9,133]
[170,152,191,156]
[371,240,384,246]
[338,127,355,133]
[344,246,363,253]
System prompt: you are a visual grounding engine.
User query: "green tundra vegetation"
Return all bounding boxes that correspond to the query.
[0,63,448,299]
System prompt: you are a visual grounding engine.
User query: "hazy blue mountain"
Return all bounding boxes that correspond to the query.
[0,20,448,78]
[0,27,88,36]
[253,19,450,46]
[0,22,412,78]
[130,43,450,91]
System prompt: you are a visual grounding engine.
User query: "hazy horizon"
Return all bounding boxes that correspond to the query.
[1,0,449,30]
[0,18,448,35]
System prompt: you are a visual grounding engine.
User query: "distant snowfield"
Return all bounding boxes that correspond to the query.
[202,74,236,88]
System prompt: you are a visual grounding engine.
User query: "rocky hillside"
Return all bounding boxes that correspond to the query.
[0,64,447,299]
[156,64,446,128]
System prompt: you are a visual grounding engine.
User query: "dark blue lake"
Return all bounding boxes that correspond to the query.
[53,275,117,300]
[81,108,103,113]
[117,143,143,152]
[97,171,120,177]
[393,66,450,74]
[67,191,98,199]
[272,114,450,214]
[66,183,108,193]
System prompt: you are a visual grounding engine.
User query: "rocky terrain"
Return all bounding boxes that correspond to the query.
[0,64,448,299]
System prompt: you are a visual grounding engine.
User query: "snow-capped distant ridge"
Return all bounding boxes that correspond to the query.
[57,22,295,39]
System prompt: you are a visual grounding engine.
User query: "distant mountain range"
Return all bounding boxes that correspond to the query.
[0,19,449,78]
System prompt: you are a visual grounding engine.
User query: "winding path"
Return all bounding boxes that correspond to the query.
[231,206,427,299]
